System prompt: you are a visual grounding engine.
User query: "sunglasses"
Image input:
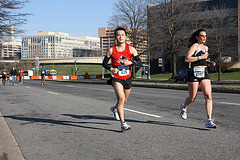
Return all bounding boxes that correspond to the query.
[199,35,207,38]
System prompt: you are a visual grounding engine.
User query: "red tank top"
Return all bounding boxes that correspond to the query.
[111,44,132,80]
[19,71,23,76]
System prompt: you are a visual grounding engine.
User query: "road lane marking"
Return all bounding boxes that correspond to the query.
[105,89,114,92]
[124,108,161,118]
[48,91,59,95]
[219,102,240,106]
[25,86,30,89]
[66,85,76,88]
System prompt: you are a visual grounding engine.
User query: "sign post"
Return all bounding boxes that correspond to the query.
[35,57,39,78]
[74,60,78,76]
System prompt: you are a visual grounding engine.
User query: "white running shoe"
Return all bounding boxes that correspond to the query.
[180,104,187,120]
[205,119,217,128]
[110,106,120,121]
[121,122,131,132]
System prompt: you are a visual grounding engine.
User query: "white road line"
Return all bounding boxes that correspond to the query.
[105,89,114,92]
[48,91,59,95]
[66,85,76,88]
[219,102,240,106]
[25,86,30,89]
[124,108,161,118]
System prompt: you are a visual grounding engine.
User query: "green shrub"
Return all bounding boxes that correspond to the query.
[221,62,234,72]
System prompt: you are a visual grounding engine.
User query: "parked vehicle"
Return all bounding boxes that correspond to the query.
[23,70,33,76]
[46,70,57,76]
[174,68,188,82]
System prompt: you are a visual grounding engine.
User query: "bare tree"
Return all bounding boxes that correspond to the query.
[148,0,202,77]
[206,5,238,81]
[0,0,30,40]
[108,0,148,48]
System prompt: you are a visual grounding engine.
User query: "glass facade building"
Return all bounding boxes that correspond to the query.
[22,32,100,59]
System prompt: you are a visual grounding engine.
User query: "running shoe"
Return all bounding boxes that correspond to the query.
[110,106,120,121]
[180,104,187,120]
[121,122,131,132]
[205,119,217,128]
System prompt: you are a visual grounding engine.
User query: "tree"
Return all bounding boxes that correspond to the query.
[206,5,238,81]
[148,0,202,77]
[0,0,30,40]
[108,0,148,48]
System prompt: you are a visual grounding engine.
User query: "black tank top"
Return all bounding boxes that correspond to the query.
[191,43,208,68]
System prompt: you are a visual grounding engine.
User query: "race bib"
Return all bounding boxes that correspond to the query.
[193,68,205,78]
[118,66,130,76]
[41,71,45,74]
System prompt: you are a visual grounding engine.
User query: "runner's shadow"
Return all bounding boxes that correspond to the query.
[63,114,210,131]
[62,114,115,121]
[125,119,210,131]
[3,115,121,133]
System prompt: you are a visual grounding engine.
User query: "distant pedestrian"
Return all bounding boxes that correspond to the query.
[102,27,142,132]
[40,65,46,85]
[180,29,217,128]
[1,68,7,86]
[19,68,23,85]
[10,66,18,86]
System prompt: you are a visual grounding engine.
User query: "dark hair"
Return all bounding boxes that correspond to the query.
[114,27,127,37]
[188,29,206,48]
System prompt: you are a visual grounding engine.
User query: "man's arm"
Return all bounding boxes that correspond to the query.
[130,46,142,67]
[102,48,112,71]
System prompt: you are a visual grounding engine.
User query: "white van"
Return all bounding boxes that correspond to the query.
[23,70,33,76]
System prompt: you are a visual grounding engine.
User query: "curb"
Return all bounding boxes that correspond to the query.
[0,112,25,160]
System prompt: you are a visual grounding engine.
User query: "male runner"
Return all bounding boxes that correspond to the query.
[10,66,18,86]
[1,68,7,86]
[40,65,46,85]
[19,68,23,85]
[102,27,142,132]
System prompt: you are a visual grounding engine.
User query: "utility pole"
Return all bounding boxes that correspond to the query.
[238,0,240,61]
[147,36,151,80]
[147,5,151,80]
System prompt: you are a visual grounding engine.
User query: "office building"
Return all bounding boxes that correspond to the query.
[0,22,22,60]
[0,40,22,60]
[21,32,100,59]
[147,0,238,72]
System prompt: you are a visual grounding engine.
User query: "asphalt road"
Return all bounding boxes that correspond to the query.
[0,80,239,160]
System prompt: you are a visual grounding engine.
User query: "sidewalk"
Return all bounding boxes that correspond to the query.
[0,112,25,160]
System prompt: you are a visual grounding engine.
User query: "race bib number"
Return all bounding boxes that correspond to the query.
[118,66,130,76]
[193,68,205,78]
[41,71,45,74]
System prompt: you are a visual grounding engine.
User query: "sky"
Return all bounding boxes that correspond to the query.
[17,0,118,39]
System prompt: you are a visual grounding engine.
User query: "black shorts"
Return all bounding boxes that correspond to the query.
[188,68,210,82]
[108,77,132,89]
[41,74,45,77]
